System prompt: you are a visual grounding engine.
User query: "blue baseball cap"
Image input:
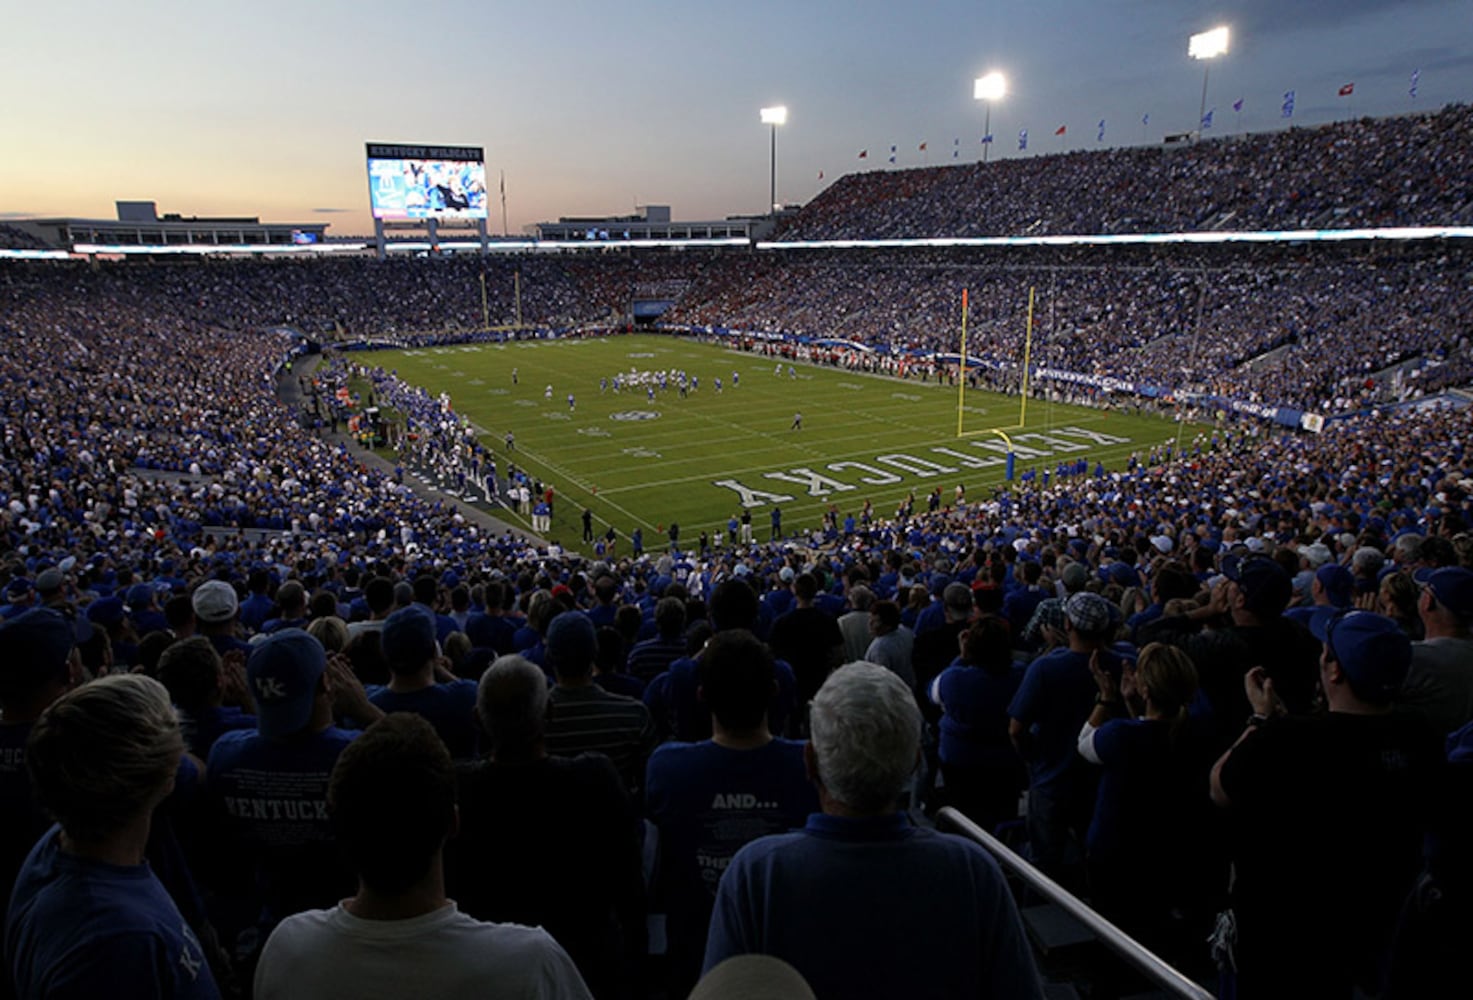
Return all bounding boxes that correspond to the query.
[0,608,80,691]
[1414,567,1473,619]
[1315,564,1355,608]
[85,596,126,627]
[247,629,326,739]
[1225,556,1292,617]
[381,606,438,670]
[546,611,597,676]
[1310,611,1411,705]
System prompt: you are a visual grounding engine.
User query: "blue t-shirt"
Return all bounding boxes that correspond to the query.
[913,600,946,638]
[1008,646,1120,795]
[6,828,219,999]
[238,593,275,633]
[932,661,1025,770]
[206,726,357,922]
[178,705,256,760]
[645,738,816,910]
[646,738,817,985]
[1086,717,1172,859]
[366,680,479,759]
[464,612,517,654]
[0,721,48,913]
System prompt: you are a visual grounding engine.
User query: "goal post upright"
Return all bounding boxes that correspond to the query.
[956,288,968,438]
[1018,284,1036,429]
[957,283,1036,441]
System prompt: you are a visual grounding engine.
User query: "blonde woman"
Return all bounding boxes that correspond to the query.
[1077,642,1220,960]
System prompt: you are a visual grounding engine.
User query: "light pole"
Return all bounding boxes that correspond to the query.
[1188,27,1229,140]
[974,72,1006,163]
[760,105,787,218]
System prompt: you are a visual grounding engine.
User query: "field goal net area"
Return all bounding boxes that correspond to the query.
[954,285,1034,440]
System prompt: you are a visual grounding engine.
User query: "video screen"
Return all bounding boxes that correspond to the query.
[366,143,487,220]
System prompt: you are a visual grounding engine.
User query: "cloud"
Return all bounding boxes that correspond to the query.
[1396,47,1473,75]
[1133,0,1447,37]
[1230,0,1447,34]
[312,207,352,214]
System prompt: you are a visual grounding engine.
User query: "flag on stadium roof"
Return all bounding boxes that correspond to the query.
[858,149,867,158]
[1232,98,1244,112]
[1018,129,1028,150]
[1282,91,1296,118]
[1141,112,1150,126]
[1338,83,1355,96]
[817,170,824,180]
[1054,124,1066,136]
[981,133,993,144]
[918,141,927,151]
[1097,119,1106,141]
[1410,69,1420,98]
[1201,109,1214,129]
[953,138,959,158]
[888,144,896,163]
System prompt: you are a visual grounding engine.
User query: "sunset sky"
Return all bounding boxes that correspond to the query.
[2,0,1467,236]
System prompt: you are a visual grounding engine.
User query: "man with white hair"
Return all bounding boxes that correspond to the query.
[704,662,1042,998]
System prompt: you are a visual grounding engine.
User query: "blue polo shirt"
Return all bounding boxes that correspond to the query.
[6,829,219,999]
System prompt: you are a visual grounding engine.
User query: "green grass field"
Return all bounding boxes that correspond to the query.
[360,334,1199,550]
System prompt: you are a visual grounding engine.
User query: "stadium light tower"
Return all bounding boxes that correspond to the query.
[760,105,788,218]
[1188,26,1229,141]
[974,72,1006,163]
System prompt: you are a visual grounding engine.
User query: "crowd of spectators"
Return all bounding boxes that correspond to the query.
[776,103,1473,240]
[665,240,1473,413]
[3,246,1473,993]
[4,103,1473,994]
[0,226,48,251]
[9,240,1456,421]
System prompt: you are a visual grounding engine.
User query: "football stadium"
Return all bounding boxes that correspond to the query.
[3,7,1473,1000]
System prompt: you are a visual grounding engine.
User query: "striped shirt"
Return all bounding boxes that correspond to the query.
[545,684,658,793]
[626,634,688,684]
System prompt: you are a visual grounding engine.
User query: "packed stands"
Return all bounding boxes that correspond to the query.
[4,103,1473,999]
[663,240,1473,414]
[774,103,1473,240]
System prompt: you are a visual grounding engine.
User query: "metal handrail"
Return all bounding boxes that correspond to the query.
[935,806,1215,1000]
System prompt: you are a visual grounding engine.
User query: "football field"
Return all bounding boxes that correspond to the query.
[361,334,1200,549]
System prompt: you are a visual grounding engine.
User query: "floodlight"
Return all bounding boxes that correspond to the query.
[973,73,1007,162]
[974,72,1006,102]
[759,106,788,219]
[1189,27,1229,60]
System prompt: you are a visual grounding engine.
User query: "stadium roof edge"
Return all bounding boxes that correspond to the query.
[8,226,1472,261]
[757,226,1473,250]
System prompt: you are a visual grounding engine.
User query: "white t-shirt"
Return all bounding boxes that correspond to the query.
[254,902,592,1000]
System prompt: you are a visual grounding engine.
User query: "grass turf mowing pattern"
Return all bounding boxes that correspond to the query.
[362,334,1199,550]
